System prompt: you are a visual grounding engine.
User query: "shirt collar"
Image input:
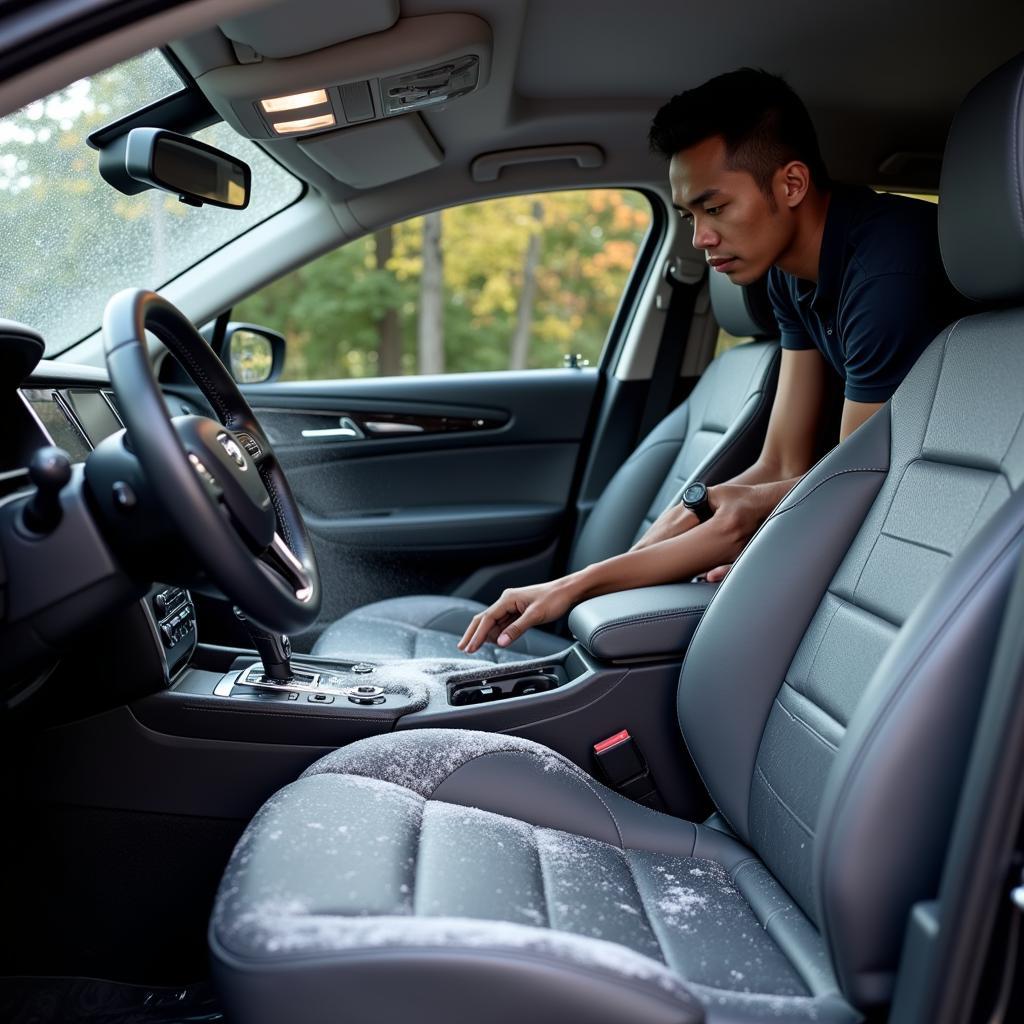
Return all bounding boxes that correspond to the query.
[809,184,864,312]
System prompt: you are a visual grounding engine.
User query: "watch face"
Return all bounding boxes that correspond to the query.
[682,483,706,506]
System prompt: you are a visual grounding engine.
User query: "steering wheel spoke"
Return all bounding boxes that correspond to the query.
[260,532,315,603]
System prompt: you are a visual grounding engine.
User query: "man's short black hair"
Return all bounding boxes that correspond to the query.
[649,68,830,194]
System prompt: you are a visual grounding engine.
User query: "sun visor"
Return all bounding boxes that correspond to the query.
[221,0,399,60]
[299,115,442,188]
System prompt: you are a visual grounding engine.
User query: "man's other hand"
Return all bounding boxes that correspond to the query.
[631,501,700,549]
[635,480,780,553]
[457,579,579,654]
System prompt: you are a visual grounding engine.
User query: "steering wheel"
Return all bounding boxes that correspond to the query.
[101,289,321,634]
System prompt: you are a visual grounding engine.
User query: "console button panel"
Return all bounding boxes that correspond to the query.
[153,586,196,648]
[231,662,389,705]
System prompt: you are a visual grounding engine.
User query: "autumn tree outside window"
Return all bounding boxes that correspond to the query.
[233,189,653,380]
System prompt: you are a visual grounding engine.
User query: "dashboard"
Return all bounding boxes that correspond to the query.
[1,364,198,695]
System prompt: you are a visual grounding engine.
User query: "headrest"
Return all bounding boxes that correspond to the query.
[938,51,1024,304]
[708,271,778,339]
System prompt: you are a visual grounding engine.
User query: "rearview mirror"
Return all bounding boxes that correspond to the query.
[120,127,251,209]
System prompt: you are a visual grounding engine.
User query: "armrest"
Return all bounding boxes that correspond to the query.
[568,582,716,662]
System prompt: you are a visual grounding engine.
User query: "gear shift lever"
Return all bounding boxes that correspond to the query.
[233,606,293,682]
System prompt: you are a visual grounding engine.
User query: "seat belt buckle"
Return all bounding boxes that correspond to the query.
[592,730,665,810]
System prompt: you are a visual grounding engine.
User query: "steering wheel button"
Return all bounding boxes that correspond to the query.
[112,481,137,509]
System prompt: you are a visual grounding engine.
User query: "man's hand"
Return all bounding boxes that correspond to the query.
[458,579,581,654]
[636,480,783,553]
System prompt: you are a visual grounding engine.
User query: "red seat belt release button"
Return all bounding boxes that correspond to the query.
[593,729,645,785]
[594,729,631,755]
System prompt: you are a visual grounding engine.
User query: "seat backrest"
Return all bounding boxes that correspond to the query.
[568,274,780,572]
[678,51,1024,1010]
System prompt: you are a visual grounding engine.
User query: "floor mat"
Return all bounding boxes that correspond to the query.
[0,976,223,1024]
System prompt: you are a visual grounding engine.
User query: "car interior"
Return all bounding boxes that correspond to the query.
[2,2,1024,1023]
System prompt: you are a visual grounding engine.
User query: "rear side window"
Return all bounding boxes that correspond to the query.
[232,189,652,379]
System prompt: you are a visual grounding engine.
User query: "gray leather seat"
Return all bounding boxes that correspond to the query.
[312,271,781,663]
[210,54,1024,1024]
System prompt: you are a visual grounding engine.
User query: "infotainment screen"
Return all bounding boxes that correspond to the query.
[21,388,91,462]
[65,389,123,445]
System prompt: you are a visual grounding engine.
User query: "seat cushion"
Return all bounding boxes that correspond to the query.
[311,594,570,663]
[211,730,858,1024]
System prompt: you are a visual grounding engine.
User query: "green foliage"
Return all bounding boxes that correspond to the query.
[233,189,652,380]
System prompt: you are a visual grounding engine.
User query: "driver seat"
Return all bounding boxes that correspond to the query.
[209,55,1024,1024]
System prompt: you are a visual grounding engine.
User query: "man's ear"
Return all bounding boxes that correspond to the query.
[775,161,811,209]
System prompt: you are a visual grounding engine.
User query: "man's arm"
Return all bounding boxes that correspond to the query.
[458,349,828,653]
[633,348,828,548]
[840,399,883,440]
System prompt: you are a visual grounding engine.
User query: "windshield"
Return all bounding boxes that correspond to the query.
[0,50,302,356]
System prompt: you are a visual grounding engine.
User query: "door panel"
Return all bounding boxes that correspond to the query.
[235,368,599,639]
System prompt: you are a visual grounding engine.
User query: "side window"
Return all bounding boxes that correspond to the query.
[714,327,751,358]
[232,189,651,380]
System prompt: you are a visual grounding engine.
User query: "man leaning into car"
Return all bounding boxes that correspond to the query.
[458,68,961,655]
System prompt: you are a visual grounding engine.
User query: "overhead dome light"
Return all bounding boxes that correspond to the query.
[272,113,337,135]
[261,89,329,113]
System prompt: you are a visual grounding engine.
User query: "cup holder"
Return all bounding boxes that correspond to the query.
[449,668,562,706]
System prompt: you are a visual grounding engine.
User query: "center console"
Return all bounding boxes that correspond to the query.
[128,581,717,818]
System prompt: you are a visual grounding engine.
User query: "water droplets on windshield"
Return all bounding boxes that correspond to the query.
[0,50,302,355]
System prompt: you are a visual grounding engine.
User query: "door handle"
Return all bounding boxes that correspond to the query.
[300,416,364,440]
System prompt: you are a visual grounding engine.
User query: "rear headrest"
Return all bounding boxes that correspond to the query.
[938,51,1024,304]
[708,271,779,339]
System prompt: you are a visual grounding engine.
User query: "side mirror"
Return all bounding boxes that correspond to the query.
[99,127,251,209]
[222,323,285,384]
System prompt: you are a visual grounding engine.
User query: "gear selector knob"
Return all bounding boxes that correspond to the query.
[233,606,293,682]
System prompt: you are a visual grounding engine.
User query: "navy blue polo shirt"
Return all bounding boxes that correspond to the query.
[767,185,959,403]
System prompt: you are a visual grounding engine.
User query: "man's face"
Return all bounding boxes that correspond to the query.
[669,136,793,286]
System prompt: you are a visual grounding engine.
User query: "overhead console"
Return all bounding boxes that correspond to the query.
[198,13,491,146]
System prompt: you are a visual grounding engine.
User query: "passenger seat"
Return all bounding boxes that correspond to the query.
[312,272,781,663]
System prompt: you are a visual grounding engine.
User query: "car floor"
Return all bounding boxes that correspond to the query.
[0,976,222,1024]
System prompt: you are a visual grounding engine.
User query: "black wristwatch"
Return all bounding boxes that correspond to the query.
[682,481,713,523]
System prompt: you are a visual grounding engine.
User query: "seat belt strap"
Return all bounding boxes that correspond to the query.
[637,260,705,441]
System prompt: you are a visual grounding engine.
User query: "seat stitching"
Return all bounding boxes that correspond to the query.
[786,599,842,697]
[877,529,953,558]
[410,798,426,916]
[770,466,888,519]
[575,775,626,849]
[961,470,1007,550]
[847,459,942,614]
[753,767,815,837]
[775,695,839,752]
[588,607,706,645]
[731,857,794,934]
[620,849,670,966]
[424,748,625,848]
[762,905,792,931]
[820,586,901,630]
[532,826,553,929]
